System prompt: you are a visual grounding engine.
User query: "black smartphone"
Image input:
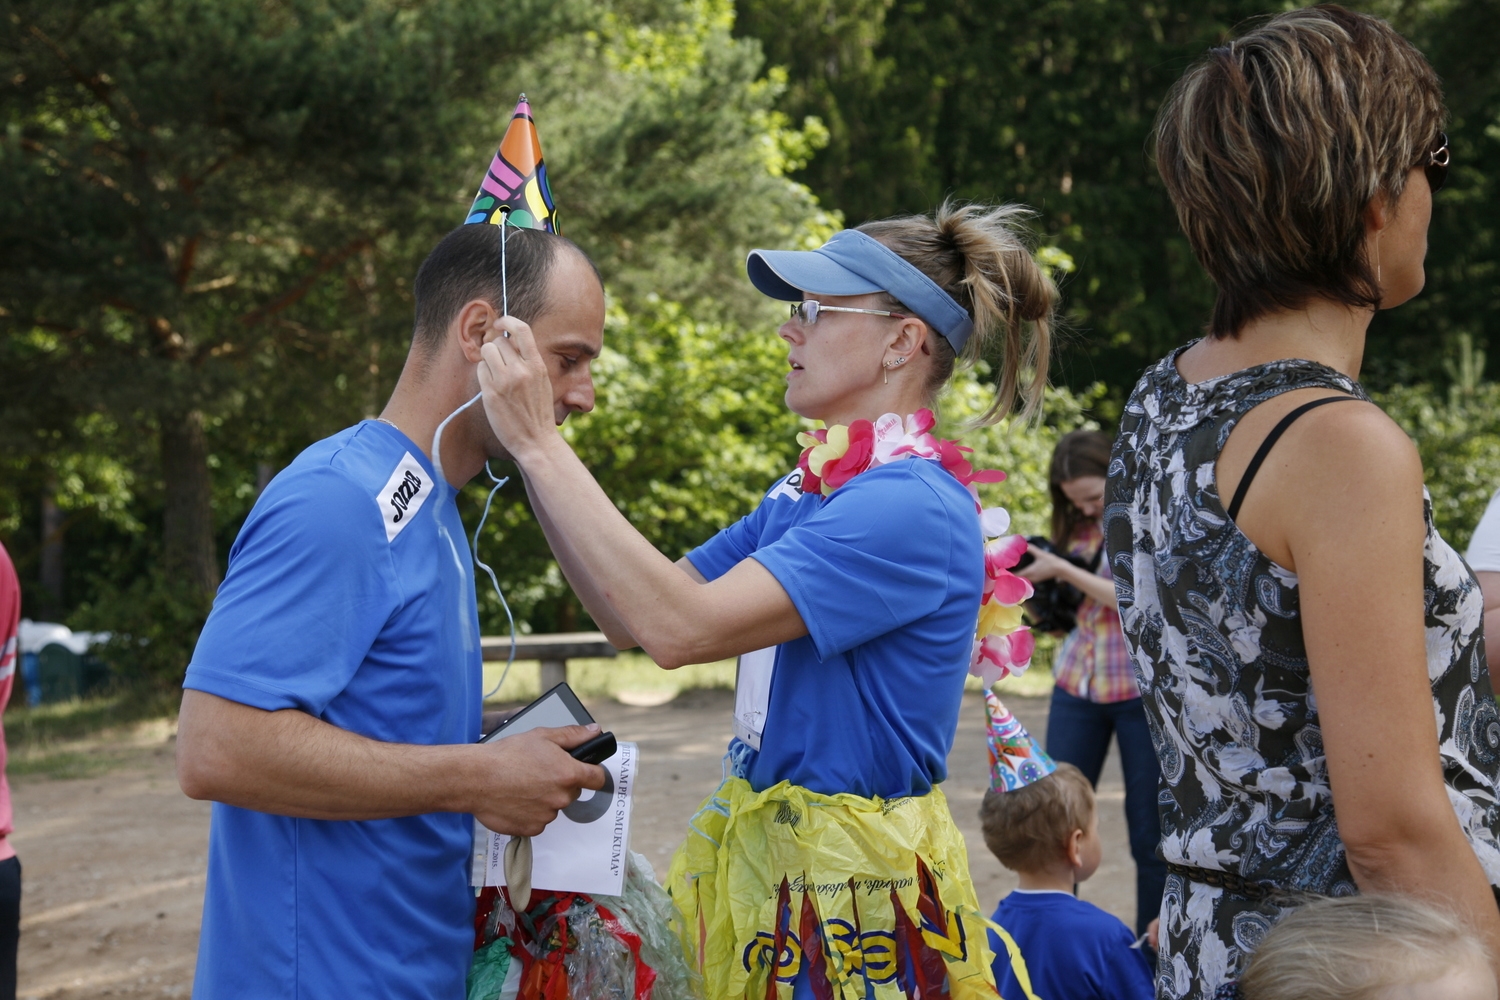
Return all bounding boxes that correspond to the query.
[480,682,616,764]
[568,732,618,766]
[480,682,593,743]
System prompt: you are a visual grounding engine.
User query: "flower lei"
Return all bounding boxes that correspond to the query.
[796,409,1036,683]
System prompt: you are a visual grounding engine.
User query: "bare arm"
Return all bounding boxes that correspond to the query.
[525,475,712,651]
[176,690,606,837]
[477,319,807,668]
[1476,572,1500,657]
[524,473,638,649]
[1015,545,1119,610]
[1229,400,1500,967]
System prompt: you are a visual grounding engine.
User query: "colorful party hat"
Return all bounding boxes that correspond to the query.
[465,95,557,232]
[985,691,1057,793]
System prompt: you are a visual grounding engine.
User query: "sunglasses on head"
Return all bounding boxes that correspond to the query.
[1425,132,1450,193]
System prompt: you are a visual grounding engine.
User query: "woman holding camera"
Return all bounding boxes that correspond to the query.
[1016,430,1165,939]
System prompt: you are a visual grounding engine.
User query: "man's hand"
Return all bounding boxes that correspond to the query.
[177,690,604,834]
[467,725,608,836]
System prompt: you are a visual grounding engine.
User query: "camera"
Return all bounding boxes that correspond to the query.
[1014,536,1099,634]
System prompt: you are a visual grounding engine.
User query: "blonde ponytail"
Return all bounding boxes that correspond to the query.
[858,200,1056,424]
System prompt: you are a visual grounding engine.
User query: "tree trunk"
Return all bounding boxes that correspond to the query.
[39,477,64,619]
[160,409,219,595]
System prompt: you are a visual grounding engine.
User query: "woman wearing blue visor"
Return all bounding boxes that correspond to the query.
[478,202,1056,999]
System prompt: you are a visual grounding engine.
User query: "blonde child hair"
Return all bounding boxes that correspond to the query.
[1237,895,1496,1000]
[978,761,1094,873]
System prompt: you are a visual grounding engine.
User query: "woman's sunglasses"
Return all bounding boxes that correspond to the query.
[789,300,909,326]
[1426,132,1450,194]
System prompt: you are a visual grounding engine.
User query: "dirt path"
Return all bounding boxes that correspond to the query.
[14,690,1137,998]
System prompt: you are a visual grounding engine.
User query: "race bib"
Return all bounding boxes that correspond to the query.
[733,646,777,751]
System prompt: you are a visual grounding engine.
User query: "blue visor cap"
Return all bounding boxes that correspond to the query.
[746,229,974,353]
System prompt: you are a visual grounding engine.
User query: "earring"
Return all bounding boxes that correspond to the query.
[882,357,906,385]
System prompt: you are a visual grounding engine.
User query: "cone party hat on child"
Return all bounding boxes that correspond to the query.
[985,691,1057,793]
[466,95,557,231]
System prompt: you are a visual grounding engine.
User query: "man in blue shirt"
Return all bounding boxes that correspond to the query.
[175,224,609,999]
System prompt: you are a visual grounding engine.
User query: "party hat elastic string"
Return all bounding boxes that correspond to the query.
[449,95,558,703]
[476,212,519,701]
[432,212,521,701]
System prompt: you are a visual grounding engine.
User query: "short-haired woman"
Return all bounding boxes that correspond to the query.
[1105,6,1500,998]
[1016,430,1166,939]
[480,202,1055,997]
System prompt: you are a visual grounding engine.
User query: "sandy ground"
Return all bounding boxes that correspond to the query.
[13,689,1138,999]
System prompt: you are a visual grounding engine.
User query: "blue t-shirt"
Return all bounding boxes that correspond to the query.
[687,458,983,800]
[184,421,482,1000]
[989,891,1154,1000]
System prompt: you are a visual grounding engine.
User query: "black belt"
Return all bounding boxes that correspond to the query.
[1164,862,1302,904]
[1171,863,1500,912]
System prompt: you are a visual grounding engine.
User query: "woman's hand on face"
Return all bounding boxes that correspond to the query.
[478,316,559,465]
[1015,545,1069,583]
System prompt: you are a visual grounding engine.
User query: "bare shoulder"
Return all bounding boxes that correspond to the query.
[1228,395,1423,569]
[1279,400,1427,562]
[1293,399,1421,489]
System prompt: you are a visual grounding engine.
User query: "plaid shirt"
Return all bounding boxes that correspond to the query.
[1050,521,1140,704]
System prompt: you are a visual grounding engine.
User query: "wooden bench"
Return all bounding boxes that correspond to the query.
[480,631,618,692]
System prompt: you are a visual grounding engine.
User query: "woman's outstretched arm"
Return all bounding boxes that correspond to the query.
[479,316,807,667]
[1229,396,1500,969]
[523,473,638,649]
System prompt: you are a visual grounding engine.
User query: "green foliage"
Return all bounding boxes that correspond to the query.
[0,0,837,664]
[70,569,213,688]
[734,0,1500,397]
[5,0,1498,696]
[940,370,1107,538]
[1377,382,1500,554]
[525,0,837,316]
[1364,0,1500,388]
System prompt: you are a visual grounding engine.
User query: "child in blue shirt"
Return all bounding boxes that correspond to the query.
[982,694,1156,1000]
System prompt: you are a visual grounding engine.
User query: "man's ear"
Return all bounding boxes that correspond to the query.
[454,298,498,364]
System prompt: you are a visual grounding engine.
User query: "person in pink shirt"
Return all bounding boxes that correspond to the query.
[0,542,18,1000]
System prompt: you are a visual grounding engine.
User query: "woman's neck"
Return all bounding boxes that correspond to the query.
[1175,297,1373,385]
[819,391,932,428]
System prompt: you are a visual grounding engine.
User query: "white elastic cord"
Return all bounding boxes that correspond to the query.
[475,462,517,700]
[430,391,482,488]
[500,211,509,316]
[432,211,521,702]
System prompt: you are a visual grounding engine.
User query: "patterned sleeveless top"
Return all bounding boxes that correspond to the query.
[1103,348,1500,1000]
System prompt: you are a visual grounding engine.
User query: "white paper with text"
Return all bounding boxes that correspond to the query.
[473,741,636,896]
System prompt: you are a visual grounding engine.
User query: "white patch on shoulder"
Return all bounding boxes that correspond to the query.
[377,452,433,542]
[766,468,807,502]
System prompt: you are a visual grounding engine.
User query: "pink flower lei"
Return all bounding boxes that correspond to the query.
[795,408,1035,683]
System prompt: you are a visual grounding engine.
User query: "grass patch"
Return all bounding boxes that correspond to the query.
[970,667,1055,699]
[4,688,180,752]
[481,649,1055,706]
[2,689,181,782]
[8,748,145,781]
[483,652,735,706]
